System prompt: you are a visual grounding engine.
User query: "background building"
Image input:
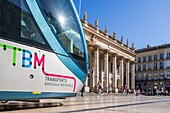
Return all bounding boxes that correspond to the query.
[81,12,136,93]
[135,44,170,95]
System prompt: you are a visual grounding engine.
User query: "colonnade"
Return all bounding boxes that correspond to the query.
[85,46,135,93]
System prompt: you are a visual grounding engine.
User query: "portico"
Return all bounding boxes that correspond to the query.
[82,12,136,93]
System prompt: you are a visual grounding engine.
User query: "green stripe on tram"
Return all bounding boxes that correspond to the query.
[13,49,17,65]
[6,45,13,50]
[0,44,3,47]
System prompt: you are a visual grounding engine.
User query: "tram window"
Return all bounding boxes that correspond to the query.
[0,0,20,39]
[0,0,52,51]
[21,8,45,45]
[39,0,86,71]
[39,0,85,58]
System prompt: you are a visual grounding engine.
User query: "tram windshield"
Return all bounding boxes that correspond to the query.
[39,0,86,69]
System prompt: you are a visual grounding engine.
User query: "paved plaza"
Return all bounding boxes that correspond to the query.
[1,93,170,113]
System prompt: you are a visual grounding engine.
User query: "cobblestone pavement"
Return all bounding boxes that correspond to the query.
[1,93,170,113]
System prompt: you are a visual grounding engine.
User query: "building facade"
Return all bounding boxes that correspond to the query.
[135,44,170,95]
[81,13,136,93]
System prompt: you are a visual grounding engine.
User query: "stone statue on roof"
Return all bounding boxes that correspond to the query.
[83,11,87,21]
[95,18,99,28]
[113,30,116,39]
[121,35,123,43]
[126,38,129,46]
[132,42,134,48]
[104,26,108,34]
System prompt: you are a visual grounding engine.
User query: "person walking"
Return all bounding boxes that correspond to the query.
[96,81,102,97]
[135,86,139,96]
[161,87,164,96]
[124,84,128,96]
[81,85,85,97]
[156,88,159,96]
[107,84,111,96]
[121,86,124,96]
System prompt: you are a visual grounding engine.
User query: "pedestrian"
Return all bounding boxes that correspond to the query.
[135,86,139,96]
[165,90,168,96]
[81,85,85,97]
[128,89,131,94]
[121,86,124,96]
[161,87,164,96]
[156,88,159,96]
[89,88,92,93]
[96,81,102,97]
[107,84,111,96]
[124,84,128,96]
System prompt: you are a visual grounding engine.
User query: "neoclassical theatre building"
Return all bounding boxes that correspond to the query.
[81,12,136,93]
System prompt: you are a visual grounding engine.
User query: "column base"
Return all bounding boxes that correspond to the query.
[85,86,89,92]
[114,88,118,93]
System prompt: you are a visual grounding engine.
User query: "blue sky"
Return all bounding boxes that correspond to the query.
[73,0,170,49]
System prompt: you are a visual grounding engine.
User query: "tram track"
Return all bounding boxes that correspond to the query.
[0,101,63,111]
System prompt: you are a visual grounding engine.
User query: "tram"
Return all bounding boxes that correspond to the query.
[0,0,88,101]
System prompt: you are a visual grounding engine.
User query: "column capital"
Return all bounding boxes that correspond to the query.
[119,56,124,60]
[93,45,100,50]
[130,61,135,64]
[112,53,117,57]
[104,49,109,54]
[125,59,130,62]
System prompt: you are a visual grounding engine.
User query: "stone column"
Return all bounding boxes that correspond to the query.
[92,67,95,89]
[120,58,124,87]
[104,50,109,92]
[91,50,95,89]
[88,50,93,89]
[94,45,99,87]
[85,77,89,92]
[100,59,104,88]
[112,54,118,93]
[126,60,130,89]
[131,63,135,91]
